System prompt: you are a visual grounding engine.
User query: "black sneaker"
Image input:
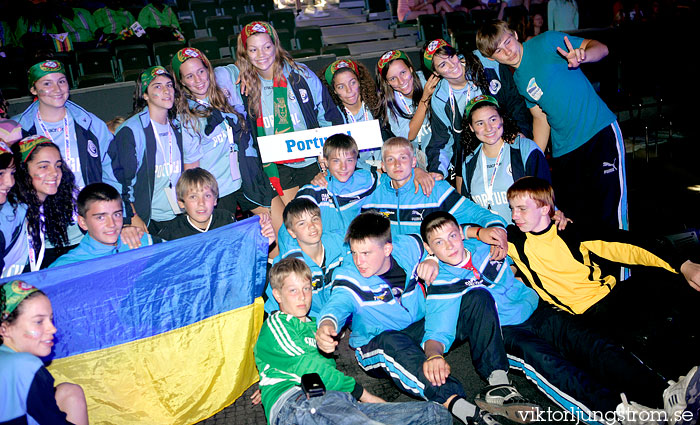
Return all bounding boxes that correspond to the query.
[468,406,502,425]
[474,384,541,424]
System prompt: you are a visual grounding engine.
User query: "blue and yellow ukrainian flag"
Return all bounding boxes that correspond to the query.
[9,218,268,424]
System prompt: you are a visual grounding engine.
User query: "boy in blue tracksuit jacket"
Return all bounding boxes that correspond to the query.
[315,212,534,425]
[295,134,379,237]
[264,198,348,318]
[50,183,157,268]
[361,137,508,258]
[421,211,694,423]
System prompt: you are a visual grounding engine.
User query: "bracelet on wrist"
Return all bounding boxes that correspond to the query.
[476,227,483,241]
[426,354,444,362]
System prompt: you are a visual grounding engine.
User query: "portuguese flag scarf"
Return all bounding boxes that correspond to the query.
[256,76,301,196]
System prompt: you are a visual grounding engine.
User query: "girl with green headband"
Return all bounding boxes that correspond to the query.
[14,60,113,196]
[0,280,88,424]
[171,48,274,231]
[319,59,384,169]
[105,66,184,235]
[460,95,554,225]
[422,39,488,190]
[228,21,343,236]
[377,49,440,173]
[10,135,79,270]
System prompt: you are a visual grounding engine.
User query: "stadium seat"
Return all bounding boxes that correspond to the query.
[295,26,323,55]
[469,9,496,25]
[445,11,475,35]
[275,28,294,51]
[228,34,238,58]
[237,12,265,29]
[153,41,186,66]
[206,15,234,49]
[268,9,296,34]
[296,53,336,74]
[189,0,218,28]
[321,44,351,57]
[417,14,446,42]
[121,69,143,83]
[290,48,318,59]
[77,73,116,88]
[220,0,247,23]
[179,18,197,41]
[115,44,153,74]
[76,48,114,77]
[189,36,222,60]
[249,0,275,16]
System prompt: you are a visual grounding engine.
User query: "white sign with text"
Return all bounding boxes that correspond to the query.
[258,120,383,163]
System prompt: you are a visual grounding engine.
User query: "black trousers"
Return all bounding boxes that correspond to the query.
[504,302,667,412]
[355,288,508,404]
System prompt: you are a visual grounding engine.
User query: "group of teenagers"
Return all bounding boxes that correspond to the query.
[1,15,700,425]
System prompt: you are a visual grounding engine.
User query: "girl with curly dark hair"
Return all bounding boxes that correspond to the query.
[10,135,79,271]
[321,59,384,169]
[421,39,489,186]
[460,95,551,224]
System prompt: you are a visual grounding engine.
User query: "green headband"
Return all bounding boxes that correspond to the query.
[171,47,208,80]
[241,21,275,48]
[464,94,499,119]
[27,60,66,89]
[1,280,39,321]
[18,135,54,163]
[140,66,169,94]
[423,39,450,70]
[324,59,359,85]
[377,50,409,76]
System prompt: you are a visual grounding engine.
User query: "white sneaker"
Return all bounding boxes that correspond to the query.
[664,366,699,425]
[296,11,311,20]
[616,393,666,425]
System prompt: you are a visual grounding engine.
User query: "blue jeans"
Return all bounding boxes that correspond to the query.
[273,388,452,425]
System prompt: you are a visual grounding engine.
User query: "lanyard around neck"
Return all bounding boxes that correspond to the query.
[26,220,46,272]
[344,102,368,123]
[448,83,471,134]
[37,111,71,163]
[480,143,505,210]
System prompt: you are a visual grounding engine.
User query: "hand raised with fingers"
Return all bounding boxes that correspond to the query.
[557,36,586,68]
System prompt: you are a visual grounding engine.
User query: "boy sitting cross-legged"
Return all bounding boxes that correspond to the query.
[264,198,348,318]
[361,137,509,260]
[315,211,537,425]
[50,183,158,268]
[421,210,699,424]
[254,256,453,425]
[157,167,274,242]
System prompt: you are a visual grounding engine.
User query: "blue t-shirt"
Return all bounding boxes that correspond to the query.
[260,77,316,169]
[469,145,515,224]
[514,31,616,157]
[34,113,86,190]
[181,101,242,198]
[151,120,182,221]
